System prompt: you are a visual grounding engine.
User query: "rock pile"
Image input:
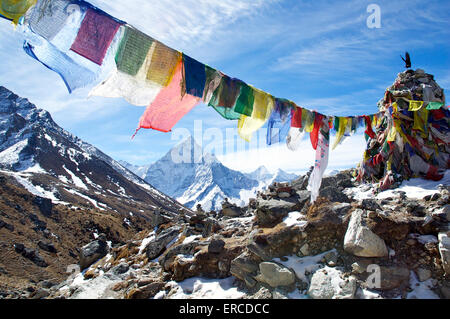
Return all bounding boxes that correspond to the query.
[357,69,448,191]
[45,168,449,300]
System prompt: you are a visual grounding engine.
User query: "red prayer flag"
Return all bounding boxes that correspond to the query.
[291,106,302,128]
[364,115,376,139]
[70,9,121,65]
[310,113,324,150]
[135,60,201,134]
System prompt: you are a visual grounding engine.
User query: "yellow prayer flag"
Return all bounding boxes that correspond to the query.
[413,108,429,133]
[0,0,36,25]
[146,41,181,87]
[237,88,274,142]
[409,100,424,112]
[332,117,348,150]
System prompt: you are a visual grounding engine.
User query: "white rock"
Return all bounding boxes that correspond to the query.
[344,209,388,257]
[255,262,296,288]
[308,267,357,299]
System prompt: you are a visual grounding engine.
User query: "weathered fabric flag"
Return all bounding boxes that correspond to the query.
[302,109,315,133]
[234,83,255,117]
[267,98,294,145]
[291,106,302,128]
[364,115,376,139]
[135,60,201,133]
[238,88,274,141]
[0,0,36,24]
[23,36,96,93]
[408,100,424,112]
[182,54,206,98]
[115,26,153,76]
[208,75,243,120]
[286,127,305,151]
[27,0,72,41]
[90,41,162,106]
[203,66,222,104]
[146,41,181,86]
[70,8,121,65]
[332,117,348,150]
[310,113,324,150]
[307,120,330,203]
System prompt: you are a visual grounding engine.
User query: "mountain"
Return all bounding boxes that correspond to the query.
[245,167,298,184]
[134,136,259,211]
[0,86,191,220]
[123,137,298,212]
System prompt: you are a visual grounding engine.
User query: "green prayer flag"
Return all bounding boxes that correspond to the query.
[234,83,255,117]
[115,27,153,76]
[426,101,444,110]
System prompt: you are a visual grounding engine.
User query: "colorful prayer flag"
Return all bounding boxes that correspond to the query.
[266,98,294,145]
[408,100,424,112]
[115,26,153,76]
[70,8,121,65]
[0,0,36,25]
[146,41,181,86]
[135,60,201,133]
[308,120,330,203]
[237,88,274,141]
[182,54,206,98]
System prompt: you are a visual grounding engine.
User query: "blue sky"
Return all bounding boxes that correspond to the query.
[0,0,449,174]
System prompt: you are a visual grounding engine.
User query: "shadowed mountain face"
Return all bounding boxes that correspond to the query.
[0,86,191,220]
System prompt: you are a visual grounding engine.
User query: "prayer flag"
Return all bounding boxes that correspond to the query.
[308,120,330,203]
[234,83,255,117]
[408,100,424,112]
[182,54,206,98]
[70,8,121,65]
[0,0,36,25]
[267,98,293,145]
[135,60,201,133]
[146,41,181,86]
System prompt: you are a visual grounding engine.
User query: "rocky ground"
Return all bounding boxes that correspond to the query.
[2,168,449,299]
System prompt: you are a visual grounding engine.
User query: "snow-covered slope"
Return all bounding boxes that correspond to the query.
[0,86,190,218]
[124,137,298,211]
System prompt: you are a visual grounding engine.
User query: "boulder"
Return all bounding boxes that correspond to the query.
[112,262,129,276]
[255,262,296,288]
[146,226,181,260]
[208,239,225,254]
[319,186,350,203]
[79,236,109,270]
[255,199,297,227]
[308,267,357,299]
[32,196,53,217]
[126,281,165,299]
[22,248,48,267]
[344,209,388,257]
[230,251,261,281]
[38,241,57,254]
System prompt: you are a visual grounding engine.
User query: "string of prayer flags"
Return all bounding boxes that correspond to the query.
[23,34,96,93]
[307,119,330,203]
[90,29,163,106]
[0,0,36,25]
[70,8,121,65]
[266,98,294,145]
[182,54,206,98]
[237,88,274,142]
[134,60,201,134]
